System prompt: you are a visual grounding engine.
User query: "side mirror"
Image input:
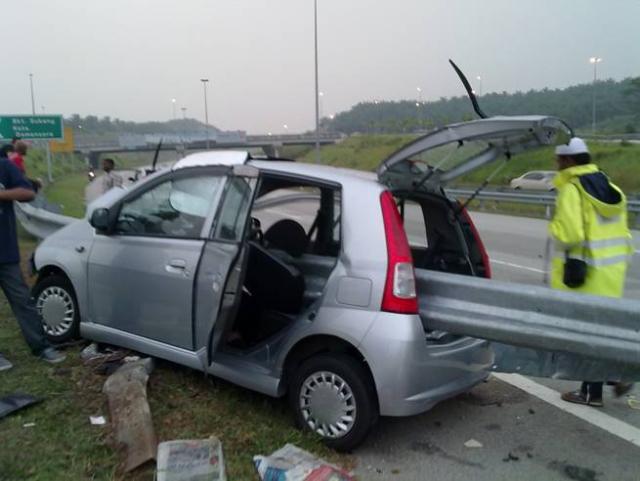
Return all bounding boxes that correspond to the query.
[90,208,111,232]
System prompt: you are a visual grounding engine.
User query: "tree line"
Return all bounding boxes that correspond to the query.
[323,78,640,135]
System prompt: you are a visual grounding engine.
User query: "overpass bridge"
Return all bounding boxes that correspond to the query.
[75,132,343,166]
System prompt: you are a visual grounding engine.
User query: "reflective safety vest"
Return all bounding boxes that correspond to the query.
[548,164,633,298]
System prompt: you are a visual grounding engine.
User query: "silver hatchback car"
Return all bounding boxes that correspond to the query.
[33,116,571,450]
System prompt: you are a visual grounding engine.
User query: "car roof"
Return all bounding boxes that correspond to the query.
[249,159,380,187]
[171,150,382,189]
[173,150,249,170]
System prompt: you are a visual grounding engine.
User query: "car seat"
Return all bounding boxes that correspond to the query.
[245,241,305,314]
[264,219,308,258]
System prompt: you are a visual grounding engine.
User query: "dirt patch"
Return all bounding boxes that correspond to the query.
[411,440,484,469]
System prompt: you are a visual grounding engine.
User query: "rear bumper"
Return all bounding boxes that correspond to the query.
[359,313,493,417]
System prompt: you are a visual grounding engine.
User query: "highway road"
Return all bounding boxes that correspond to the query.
[259,199,640,480]
[472,211,640,300]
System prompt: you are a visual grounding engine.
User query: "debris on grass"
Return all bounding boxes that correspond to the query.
[254,444,354,481]
[103,358,157,473]
[90,415,107,426]
[156,437,226,481]
[22,422,36,428]
[0,393,41,419]
[464,439,483,448]
[502,452,520,462]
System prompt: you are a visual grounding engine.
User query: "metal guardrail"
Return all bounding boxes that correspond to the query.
[15,201,75,239]
[417,269,640,378]
[447,188,640,226]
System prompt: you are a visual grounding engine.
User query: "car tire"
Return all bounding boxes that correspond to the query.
[289,353,378,452]
[33,275,80,343]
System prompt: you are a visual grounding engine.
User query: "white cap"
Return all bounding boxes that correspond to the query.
[555,137,589,156]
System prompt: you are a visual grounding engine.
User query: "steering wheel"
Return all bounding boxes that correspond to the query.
[116,212,145,234]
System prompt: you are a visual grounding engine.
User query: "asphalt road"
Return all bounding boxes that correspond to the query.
[471,211,640,300]
[261,200,640,480]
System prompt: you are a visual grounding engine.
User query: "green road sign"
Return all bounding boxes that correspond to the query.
[0,115,64,140]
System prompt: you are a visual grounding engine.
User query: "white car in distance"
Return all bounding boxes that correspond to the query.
[510,171,556,191]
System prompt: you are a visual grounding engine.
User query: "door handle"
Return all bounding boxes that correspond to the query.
[166,259,187,271]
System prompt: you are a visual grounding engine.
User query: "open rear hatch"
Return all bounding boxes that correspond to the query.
[377,115,573,340]
[377,115,572,193]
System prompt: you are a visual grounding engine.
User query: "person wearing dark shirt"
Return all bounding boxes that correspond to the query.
[0,158,65,371]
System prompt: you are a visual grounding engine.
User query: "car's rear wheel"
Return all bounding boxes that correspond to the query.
[33,275,79,343]
[289,353,378,451]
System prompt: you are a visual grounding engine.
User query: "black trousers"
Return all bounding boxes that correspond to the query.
[581,381,603,399]
[0,262,49,355]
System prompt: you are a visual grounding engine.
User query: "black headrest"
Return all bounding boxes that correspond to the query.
[264,219,307,258]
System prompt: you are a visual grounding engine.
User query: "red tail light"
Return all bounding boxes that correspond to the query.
[460,207,492,279]
[379,191,418,314]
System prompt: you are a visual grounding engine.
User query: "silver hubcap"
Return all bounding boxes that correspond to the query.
[36,286,75,336]
[299,371,356,439]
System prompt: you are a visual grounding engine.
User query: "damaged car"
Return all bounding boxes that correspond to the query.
[34,115,623,450]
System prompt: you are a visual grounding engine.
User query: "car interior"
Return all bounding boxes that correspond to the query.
[222,175,341,350]
[396,192,488,278]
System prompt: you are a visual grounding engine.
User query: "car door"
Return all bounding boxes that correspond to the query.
[87,167,228,349]
[192,170,258,359]
[377,116,572,192]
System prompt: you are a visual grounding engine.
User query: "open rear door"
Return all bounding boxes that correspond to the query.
[377,116,572,192]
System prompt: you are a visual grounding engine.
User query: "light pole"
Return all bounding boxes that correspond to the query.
[476,76,483,96]
[416,87,423,128]
[200,79,210,149]
[589,57,602,135]
[314,0,321,163]
[181,107,188,147]
[29,73,36,115]
[171,98,177,120]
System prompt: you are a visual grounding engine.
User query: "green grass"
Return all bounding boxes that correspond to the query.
[294,136,640,194]
[300,134,416,171]
[43,173,88,218]
[0,243,352,481]
[458,141,640,193]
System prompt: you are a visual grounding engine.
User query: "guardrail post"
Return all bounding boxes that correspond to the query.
[545,205,551,220]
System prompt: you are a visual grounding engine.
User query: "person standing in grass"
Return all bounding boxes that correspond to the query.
[548,138,634,406]
[0,154,65,371]
[100,157,122,195]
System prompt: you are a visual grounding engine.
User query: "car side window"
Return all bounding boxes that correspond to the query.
[115,175,224,238]
[213,177,254,241]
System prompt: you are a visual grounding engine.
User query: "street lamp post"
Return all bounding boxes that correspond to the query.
[589,57,602,135]
[171,98,177,120]
[416,87,423,128]
[29,73,35,115]
[314,0,321,163]
[200,79,210,149]
[180,107,188,148]
[476,76,483,96]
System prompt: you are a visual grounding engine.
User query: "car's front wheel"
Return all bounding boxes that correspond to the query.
[289,353,378,451]
[33,275,80,343]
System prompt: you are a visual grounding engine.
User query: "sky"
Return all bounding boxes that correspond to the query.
[1,0,639,134]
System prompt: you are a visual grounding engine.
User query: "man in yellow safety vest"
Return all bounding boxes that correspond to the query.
[548,137,634,407]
